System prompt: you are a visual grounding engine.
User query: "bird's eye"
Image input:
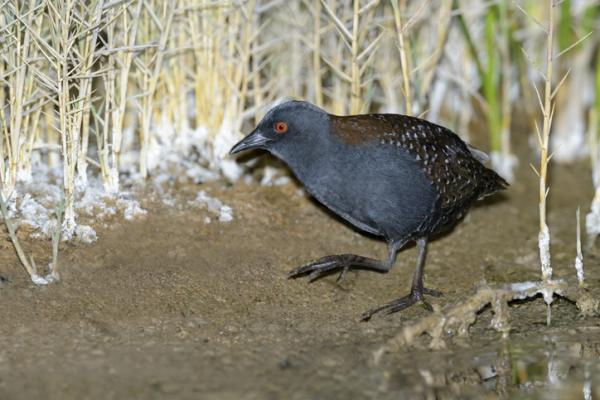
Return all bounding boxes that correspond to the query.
[274,121,288,134]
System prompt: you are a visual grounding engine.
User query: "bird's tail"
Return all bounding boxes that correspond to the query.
[479,167,509,199]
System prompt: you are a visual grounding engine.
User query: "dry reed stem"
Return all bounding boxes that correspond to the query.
[320,0,382,114]
[187,0,256,157]
[0,191,37,281]
[391,0,411,115]
[313,0,323,107]
[536,0,556,284]
[136,0,175,178]
[75,0,106,190]
[15,0,110,234]
[575,208,584,286]
[0,0,45,197]
[588,113,600,247]
[350,0,360,114]
[417,0,451,101]
[107,0,144,192]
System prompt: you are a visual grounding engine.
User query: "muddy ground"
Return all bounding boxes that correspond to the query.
[1,148,599,399]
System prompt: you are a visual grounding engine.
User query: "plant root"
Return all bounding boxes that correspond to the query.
[374,279,593,361]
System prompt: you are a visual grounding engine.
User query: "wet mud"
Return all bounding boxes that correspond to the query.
[0,150,599,399]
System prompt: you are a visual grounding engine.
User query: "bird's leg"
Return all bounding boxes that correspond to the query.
[288,240,405,283]
[361,237,443,321]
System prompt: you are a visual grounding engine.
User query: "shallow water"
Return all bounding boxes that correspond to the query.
[376,325,600,399]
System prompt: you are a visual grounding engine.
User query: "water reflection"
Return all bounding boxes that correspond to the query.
[380,332,600,399]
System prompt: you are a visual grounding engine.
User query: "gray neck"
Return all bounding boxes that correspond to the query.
[270,128,341,189]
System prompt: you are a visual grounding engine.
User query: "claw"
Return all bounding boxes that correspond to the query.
[361,286,442,321]
[288,260,337,279]
[336,266,350,283]
[288,255,353,282]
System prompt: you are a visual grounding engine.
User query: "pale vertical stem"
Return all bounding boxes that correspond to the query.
[329,0,344,114]
[538,0,555,282]
[2,0,38,196]
[213,5,224,129]
[21,99,43,181]
[188,2,205,128]
[586,45,600,247]
[45,103,60,168]
[100,6,116,193]
[251,44,264,125]
[350,0,360,114]
[0,51,5,108]
[98,71,113,189]
[289,0,302,98]
[55,0,77,234]
[391,0,412,116]
[113,0,142,183]
[76,0,105,190]
[23,1,46,182]
[0,109,7,195]
[164,25,186,135]
[140,1,175,178]
[418,0,452,98]
[575,208,584,285]
[235,0,255,124]
[8,2,24,192]
[19,57,43,182]
[313,0,323,107]
[0,192,37,280]
[0,44,7,190]
[174,30,187,133]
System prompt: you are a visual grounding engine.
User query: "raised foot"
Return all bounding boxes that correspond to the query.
[360,287,443,321]
[288,254,358,282]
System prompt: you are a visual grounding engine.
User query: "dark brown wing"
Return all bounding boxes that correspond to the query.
[330,114,507,219]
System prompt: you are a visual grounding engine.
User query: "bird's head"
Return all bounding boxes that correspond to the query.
[229,101,329,158]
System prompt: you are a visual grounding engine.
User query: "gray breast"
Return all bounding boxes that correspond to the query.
[305,141,437,241]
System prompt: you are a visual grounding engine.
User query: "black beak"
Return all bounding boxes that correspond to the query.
[229,129,271,155]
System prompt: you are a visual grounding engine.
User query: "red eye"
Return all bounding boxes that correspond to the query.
[274,121,288,134]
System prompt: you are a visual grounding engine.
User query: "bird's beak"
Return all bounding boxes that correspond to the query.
[229,129,271,155]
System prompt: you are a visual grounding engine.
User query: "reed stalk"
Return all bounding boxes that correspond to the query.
[135,0,175,179]
[313,0,323,107]
[105,0,144,193]
[391,0,411,115]
[74,0,105,191]
[320,0,382,115]
[536,0,556,284]
[0,0,44,199]
[586,47,600,246]
[24,0,107,235]
[350,0,361,114]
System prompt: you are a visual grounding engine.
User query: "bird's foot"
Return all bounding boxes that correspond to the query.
[360,287,443,321]
[288,254,359,282]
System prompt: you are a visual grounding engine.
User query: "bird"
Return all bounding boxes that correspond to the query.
[230,100,507,320]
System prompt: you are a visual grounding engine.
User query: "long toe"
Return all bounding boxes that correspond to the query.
[361,289,442,321]
[288,255,350,281]
[360,294,419,321]
[287,259,338,279]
